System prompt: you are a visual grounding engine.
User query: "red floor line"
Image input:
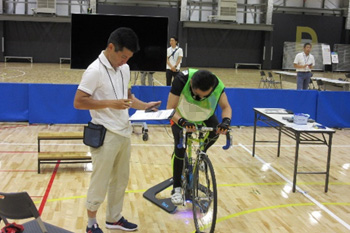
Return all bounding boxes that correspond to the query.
[0,125,28,130]
[38,161,60,215]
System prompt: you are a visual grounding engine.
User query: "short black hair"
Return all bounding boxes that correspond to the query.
[107,27,140,53]
[170,36,178,45]
[171,36,178,42]
[304,43,312,48]
[191,70,216,91]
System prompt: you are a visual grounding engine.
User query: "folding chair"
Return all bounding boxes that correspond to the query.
[309,78,316,90]
[316,80,324,91]
[344,73,350,81]
[258,71,268,88]
[0,192,73,233]
[267,72,282,89]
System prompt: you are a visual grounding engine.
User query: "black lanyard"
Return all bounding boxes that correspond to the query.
[99,58,124,99]
[168,47,178,59]
[303,53,310,65]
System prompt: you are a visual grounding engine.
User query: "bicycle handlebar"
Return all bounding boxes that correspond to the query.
[177,126,232,150]
[222,132,232,150]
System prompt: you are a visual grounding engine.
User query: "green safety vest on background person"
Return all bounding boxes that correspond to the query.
[176,68,225,124]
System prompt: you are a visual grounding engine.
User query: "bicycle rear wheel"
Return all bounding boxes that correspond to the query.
[192,153,217,233]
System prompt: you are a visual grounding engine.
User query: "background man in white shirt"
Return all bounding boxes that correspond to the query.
[293,43,315,90]
[166,36,183,86]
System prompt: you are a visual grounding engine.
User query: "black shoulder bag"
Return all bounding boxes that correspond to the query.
[83,122,107,148]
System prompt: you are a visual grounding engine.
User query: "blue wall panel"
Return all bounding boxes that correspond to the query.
[0,83,29,121]
[316,91,350,128]
[0,83,349,128]
[28,84,91,124]
[224,88,318,126]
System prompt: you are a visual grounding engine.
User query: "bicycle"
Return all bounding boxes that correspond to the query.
[177,125,232,233]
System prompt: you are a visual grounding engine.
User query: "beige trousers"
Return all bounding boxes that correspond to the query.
[86,130,131,222]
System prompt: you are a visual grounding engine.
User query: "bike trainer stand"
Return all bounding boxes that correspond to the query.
[143,177,177,213]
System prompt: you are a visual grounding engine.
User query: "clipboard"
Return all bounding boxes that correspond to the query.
[130,109,175,121]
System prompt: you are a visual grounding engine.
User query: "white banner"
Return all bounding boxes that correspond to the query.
[322,44,331,65]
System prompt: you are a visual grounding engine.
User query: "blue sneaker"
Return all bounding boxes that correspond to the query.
[106,217,138,231]
[86,223,103,233]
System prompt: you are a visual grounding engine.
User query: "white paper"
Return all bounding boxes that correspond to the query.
[129,109,175,121]
[331,52,339,64]
[264,108,288,114]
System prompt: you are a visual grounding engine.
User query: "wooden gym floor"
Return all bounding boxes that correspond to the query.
[0,62,349,233]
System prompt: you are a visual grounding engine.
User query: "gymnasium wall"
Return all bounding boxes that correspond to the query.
[0,6,179,63]
[0,11,347,69]
[3,21,70,63]
[1,84,349,128]
[272,13,345,69]
[181,28,264,68]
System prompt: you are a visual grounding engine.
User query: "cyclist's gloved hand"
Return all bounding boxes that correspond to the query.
[217,117,231,133]
[178,118,196,130]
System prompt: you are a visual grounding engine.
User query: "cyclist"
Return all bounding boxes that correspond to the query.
[166,68,232,205]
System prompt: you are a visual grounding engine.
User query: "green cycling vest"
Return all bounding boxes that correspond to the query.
[176,68,225,123]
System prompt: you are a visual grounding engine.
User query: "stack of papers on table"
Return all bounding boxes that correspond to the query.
[264,108,288,114]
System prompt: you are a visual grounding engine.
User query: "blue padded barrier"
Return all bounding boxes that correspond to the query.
[0,83,29,121]
[28,84,91,124]
[316,91,350,128]
[1,83,349,128]
[219,88,319,126]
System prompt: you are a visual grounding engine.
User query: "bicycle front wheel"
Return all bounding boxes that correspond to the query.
[192,153,217,233]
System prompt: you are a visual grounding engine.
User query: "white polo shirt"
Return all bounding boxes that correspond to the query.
[78,51,132,138]
[294,52,315,72]
[166,46,183,70]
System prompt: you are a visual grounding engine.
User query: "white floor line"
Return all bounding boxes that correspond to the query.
[1,69,26,79]
[238,143,350,231]
[152,77,165,86]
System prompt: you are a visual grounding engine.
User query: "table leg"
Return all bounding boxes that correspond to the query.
[279,74,282,89]
[293,132,300,192]
[279,74,283,89]
[277,126,281,157]
[325,133,333,192]
[252,111,257,157]
[38,139,40,152]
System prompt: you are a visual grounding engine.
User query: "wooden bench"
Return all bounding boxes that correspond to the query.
[5,56,33,63]
[235,63,261,69]
[59,57,71,64]
[38,152,91,174]
[38,131,83,152]
[37,131,91,173]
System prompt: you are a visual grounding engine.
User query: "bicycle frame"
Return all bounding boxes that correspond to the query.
[177,125,232,233]
[177,126,232,201]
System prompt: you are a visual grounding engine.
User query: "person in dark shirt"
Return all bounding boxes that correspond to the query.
[166,68,232,205]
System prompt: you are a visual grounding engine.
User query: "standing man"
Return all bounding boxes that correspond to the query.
[74,27,160,233]
[166,68,232,205]
[166,36,183,86]
[140,71,154,86]
[293,43,315,90]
